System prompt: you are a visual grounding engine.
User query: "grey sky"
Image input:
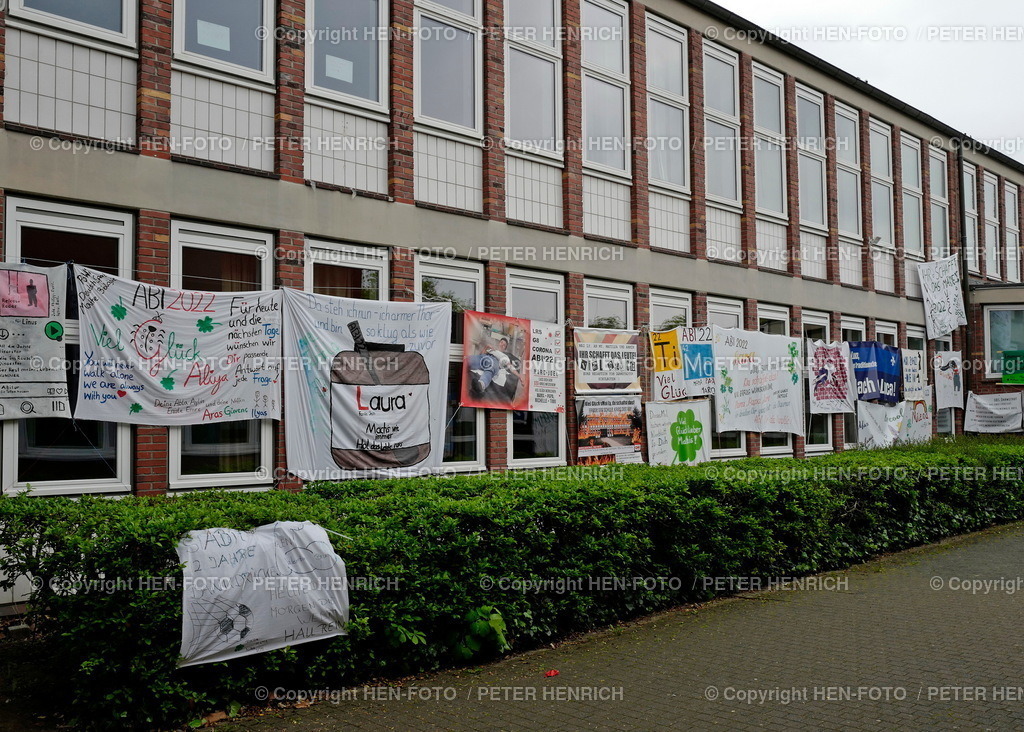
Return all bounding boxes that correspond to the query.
[710,0,1024,164]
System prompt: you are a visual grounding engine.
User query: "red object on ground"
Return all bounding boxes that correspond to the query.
[544,670,560,677]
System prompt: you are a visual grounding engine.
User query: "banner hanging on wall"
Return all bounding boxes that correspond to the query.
[897,387,934,444]
[648,326,715,400]
[964,392,1024,433]
[575,395,643,465]
[644,399,712,467]
[72,266,282,425]
[901,349,928,402]
[1001,351,1024,385]
[849,341,902,405]
[917,256,968,339]
[0,263,70,420]
[934,351,964,410]
[857,400,905,449]
[573,329,642,393]
[282,288,451,479]
[806,340,856,414]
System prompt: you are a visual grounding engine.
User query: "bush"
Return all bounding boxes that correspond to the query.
[0,437,1022,729]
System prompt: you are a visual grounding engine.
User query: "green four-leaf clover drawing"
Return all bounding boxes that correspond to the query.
[129,403,143,414]
[111,298,127,321]
[670,409,704,464]
[196,316,220,333]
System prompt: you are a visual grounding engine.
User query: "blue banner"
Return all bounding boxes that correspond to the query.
[849,341,902,405]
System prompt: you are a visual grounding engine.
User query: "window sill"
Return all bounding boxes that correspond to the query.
[304,90,389,122]
[171,61,276,93]
[5,15,139,55]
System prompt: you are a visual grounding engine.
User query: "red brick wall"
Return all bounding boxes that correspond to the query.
[273,231,305,490]
[891,126,905,296]
[823,95,840,283]
[482,0,506,221]
[738,54,756,268]
[389,0,416,204]
[565,272,585,463]
[0,4,7,127]
[390,248,416,303]
[785,75,802,277]
[275,0,306,183]
[138,0,173,158]
[687,32,707,259]
[485,261,507,469]
[629,2,649,248]
[859,110,874,291]
[562,0,584,237]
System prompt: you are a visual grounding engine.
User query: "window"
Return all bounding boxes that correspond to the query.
[901,134,924,257]
[840,316,866,447]
[12,0,137,46]
[415,0,482,135]
[582,0,630,173]
[964,163,979,272]
[584,280,633,330]
[930,149,950,259]
[174,0,275,82]
[305,241,388,300]
[983,172,1001,279]
[506,0,561,155]
[307,0,388,109]
[707,297,745,457]
[869,119,894,247]
[758,305,792,454]
[649,288,691,331]
[797,86,826,229]
[875,321,898,347]
[2,199,133,496]
[983,306,1024,379]
[835,103,862,255]
[803,310,832,452]
[704,42,740,205]
[754,66,786,218]
[646,15,689,191]
[507,269,566,466]
[1007,183,1021,283]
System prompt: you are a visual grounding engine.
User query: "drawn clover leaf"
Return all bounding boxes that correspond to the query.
[161,376,175,391]
[670,409,703,463]
[111,302,127,321]
[196,316,221,333]
[129,402,143,414]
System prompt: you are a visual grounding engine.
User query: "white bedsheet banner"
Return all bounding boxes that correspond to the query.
[857,401,905,449]
[807,340,856,414]
[934,351,964,411]
[901,349,928,402]
[917,256,968,339]
[964,392,1024,433]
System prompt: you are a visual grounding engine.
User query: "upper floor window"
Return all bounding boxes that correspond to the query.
[704,42,740,205]
[415,0,482,136]
[646,15,688,191]
[582,0,630,173]
[869,119,894,247]
[963,163,979,272]
[983,172,1001,279]
[929,149,950,259]
[506,0,562,155]
[797,86,826,229]
[901,134,924,257]
[1006,183,1021,284]
[12,0,137,46]
[835,103,862,239]
[307,0,388,109]
[753,65,786,218]
[175,0,275,82]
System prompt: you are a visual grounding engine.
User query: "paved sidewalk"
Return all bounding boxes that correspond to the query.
[223,522,1024,731]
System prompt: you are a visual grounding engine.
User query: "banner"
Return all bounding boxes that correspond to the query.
[901,349,928,401]
[72,266,281,425]
[964,392,1024,433]
[712,327,804,436]
[645,400,712,467]
[460,310,564,412]
[857,400,904,449]
[576,395,643,465]
[574,329,641,393]
[934,351,964,410]
[1001,350,1024,385]
[918,256,968,339]
[897,388,934,444]
[282,288,451,479]
[807,340,856,414]
[177,522,348,668]
[0,263,70,419]
[649,326,715,400]
[850,341,901,405]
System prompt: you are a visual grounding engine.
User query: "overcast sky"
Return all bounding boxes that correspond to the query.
[711,0,1024,164]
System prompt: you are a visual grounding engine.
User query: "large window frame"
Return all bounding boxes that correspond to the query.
[929,148,950,260]
[983,171,1002,280]
[703,41,741,209]
[802,309,833,453]
[581,0,631,177]
[753,64,788,221]
[583,279,634,330]
[757,304,793,456]
[796,85,827,232]
[901,133,925,259]
[645,14,689,194]
[963,163,980,273]
[707,296,746,459]
[304,240,389,299]
[648,288,692,331]
[983,305,1024,380]
[869,118,895,250]
[1006,182,1021,284]
[173,0,276,84]
[840,315,866,449]
[505,0,563,160]
[10,0,138,48]
[414,0,484,138]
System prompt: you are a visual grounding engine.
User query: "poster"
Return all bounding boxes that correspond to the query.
[934,351,964,410]
[0,263,70,419]
[282,288,451,479]
[857,400,904,449]
[574,329,642,393]
[460,310,564,412]
[897,388,934,444]
[712,327,804,436]
[1001,350,1024,385]
[807,340,856,414]
[901,349,928,401]
[918,256,968,339]
[850,341,902,405]
[649,326,715,400]
[72,266,282,425]
[177,522,348,668]
[575,395,643,465]
[645,399,712,467]
[964,392,1024,433]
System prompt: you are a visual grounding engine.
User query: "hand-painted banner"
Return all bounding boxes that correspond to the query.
[918,256,968,339]
[1001,350,1024,385]
[645,399,712,466]
[460,310,564,412]
[648,326,715,400]
[933,351,964,410]
[857,400,905,449]
[282,288,451,479]
[901,349,928,402]
[964,392,1024,433]
[807,340,856,414]
[73,266,282,425]
[177,522,348,668]
[898,388,934,444]
[0,263,70,419]
[574,329,642,393]
[576,395,643,465]
[712,327,804,436]
[849,341,902,405]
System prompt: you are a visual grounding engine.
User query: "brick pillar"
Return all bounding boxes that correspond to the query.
[137,0,173,157]
[0,191,5,258]
[998,174,1008,281]
[692,292,708,327]
[785,75,802,277]
[565,273,585,464]
[859,110,874,291]
[892,126,906,296]
[824,95,840,283]
[921,139,932,264]
[0,7,7,127]
[390,1,416,204]
[275,0,305,183]
[739,54,756,268]
[976,165,988,279]
[743,298,760,456]
[897,321,907,349]
[688,33,707,259]
[830,311,845,450]
[865,317,876,341]
[482,0,506,221]
[635,283,650,459]
[629,3,649,248]
[390,247,416,302]
[485,261,507,470]
[273,231,304,491]
[562,0,584,237]
[790,305,805,458]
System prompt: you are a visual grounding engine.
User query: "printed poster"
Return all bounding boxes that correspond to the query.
[0,263,70,419]
[1001,350,1024,385]
[857,400,905,449]
[645,399,712,467]
[460,310,564,412]
[73,266,282,425]
[177,522,348,668]
[648,326,715,400]
[964,392,1024,433]
[918,256,968,339]
[934,351,964,411]
[576,395,643,465]
[807,340,856,414]
[850,341,902,405]
[712,327,804,436]
[901,349,928,402]
[574,329,642,393]
[282,288,451,479]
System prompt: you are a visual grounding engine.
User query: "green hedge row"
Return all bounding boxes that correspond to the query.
[0,437,1022,729]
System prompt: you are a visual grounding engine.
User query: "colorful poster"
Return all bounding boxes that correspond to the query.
[574,329,642,393]
[901,349,928,401]
[1001,350,1024,385]
[712,327,804,436]
[897,388,934,444]
[575,395,643,465]
[645,399,712,467]
[857,400,905,449]
[918,256,968,339]
[850,341,902,405]
[72,266,281,425]
[649,326,715,400]
[177,522,348,668]
[0,263,70,419]
[934,351,964,410]
[460,310,564,412]
[282,288,451,479]
[807,340,856,414]
[964,392,1024,433]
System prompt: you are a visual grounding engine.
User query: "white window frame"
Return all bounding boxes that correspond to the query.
[840,316,866,450]
[304,240,389,298]
[869,118,895,250]
[796,85,827,232]
[964,162,980,273]
[753,64,787,221]
[645,14,689,195]
[173,0,276,84]
[929,148,950,260]
[703,41,741,209]
[757,304,792,455]
[835,103,863,284]
[9,0,138,48]
[983,304,1024,380]
[505,0,563,161]
[802,309,832,453]
[168,221,275,491]
[901,133,925,258]
[581,0,631,177]
[983,171,1002,280]
[648,288,692,330]
[707,296,746,458]
[2,197,133,496]
[875,320,898,346]
[906,325,927,352]
[583,279,633,330]
[1006,182,1021,283]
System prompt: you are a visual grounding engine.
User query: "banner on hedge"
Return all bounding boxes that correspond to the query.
[918,256,968,339]
[807,340,856,414]
[460,310,564,412]
[901,349,928,402]
[850,341,901,405]
[73,266,282,425]
[576,395,643,465]
[712,327,804,436]
[934,351,964,410]
[964,392,1024,434]
[645,399,712,466]
[857,400,904,449]
[0,263,70,420]
[573,329,642,393]
[648,326,715,400]
[1001,350,1024,385]
[177,522,348,668]
[282,288,451,479]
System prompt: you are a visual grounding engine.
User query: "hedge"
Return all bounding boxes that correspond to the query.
[0,437,1022,729]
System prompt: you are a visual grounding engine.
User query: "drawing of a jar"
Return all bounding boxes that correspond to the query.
[330,321,431,469]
